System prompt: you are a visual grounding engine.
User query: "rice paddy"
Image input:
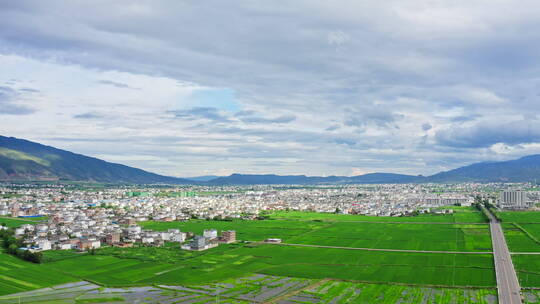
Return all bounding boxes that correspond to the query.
[0,275,499,304]
[140,220,492,252]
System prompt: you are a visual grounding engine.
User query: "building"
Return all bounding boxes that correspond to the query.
[36,239,51,251]
[219,230,236,243]
[57,242,72,250]
[500,190,530,209]
[105,233,121,245]
[77,239,101,251]
[170,232,186,243]
[181,235,218,251]
[10,203,20,217]
[203,229,217,239]
[126,225,142,234]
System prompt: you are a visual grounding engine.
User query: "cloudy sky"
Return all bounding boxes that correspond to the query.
[1,1,540,177]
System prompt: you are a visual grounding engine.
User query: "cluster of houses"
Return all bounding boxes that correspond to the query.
[181,229,236,251]
[13,221,191,252]
[2,182,539,253]
[0,184,482,223]
[13,221,237,252]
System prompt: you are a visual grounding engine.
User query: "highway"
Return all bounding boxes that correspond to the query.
[485,207,523,304]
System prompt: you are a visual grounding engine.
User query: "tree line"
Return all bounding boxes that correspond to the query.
[0,225,43,263]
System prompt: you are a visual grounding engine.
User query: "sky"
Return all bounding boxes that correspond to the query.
[1,1,540,177]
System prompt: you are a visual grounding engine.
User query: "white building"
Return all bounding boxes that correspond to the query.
[57,242,72,250]
[142,237,154,244]
[127,225,142,234]
[500,190,530,209]
[159,232,170,241]
[36,239,51,251]
[203,229,217,239]
[170,232,186,243]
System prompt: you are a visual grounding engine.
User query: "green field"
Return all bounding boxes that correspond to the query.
[39,243,495,288]
[0,275,499,304]
[499,211,540,223]
[304,280,497,304]
[269,208,488,223]
[0,253,77,296]
[513,254,540,288]
[0,209,498,298]
[141,219,492,252]
[503,223,540,252]
[0,217,48,228]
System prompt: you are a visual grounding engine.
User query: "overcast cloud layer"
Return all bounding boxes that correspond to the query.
[1,0,540,177]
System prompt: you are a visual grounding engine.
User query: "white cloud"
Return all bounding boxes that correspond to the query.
[1,1,540,176]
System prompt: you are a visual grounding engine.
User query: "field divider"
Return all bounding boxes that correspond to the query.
[265,278,330,304]
[247,241,493,254]
[512,222,540,245]
[270,218,488,225]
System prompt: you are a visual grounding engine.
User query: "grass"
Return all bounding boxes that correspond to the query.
[42,249,88,263]
[304,280,497,303]
[0,274,497,304]
[0,217,48,228]
[140,219,492,252]
[75,297,124,303]
[499,211,540,223]
[0,209,499,297]
[0,252,77,296]
[0,147,50,166]
[269,208,488,223]
[40,243,495,288]
[0,193,23,198]
[502,223,540,252]
[513,254,540,288]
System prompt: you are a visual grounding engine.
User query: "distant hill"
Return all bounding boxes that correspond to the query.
[206,173,423,185]
[185,175,220,182]
[428,155,540,183]
[348,173,426,184]
[205,156,540,184]
[3,135,540,185]
[0,136,192,184]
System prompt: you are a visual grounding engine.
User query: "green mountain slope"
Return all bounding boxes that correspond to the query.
[0,136,191,184]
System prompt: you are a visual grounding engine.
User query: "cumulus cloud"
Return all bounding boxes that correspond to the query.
[239,114,296,124]
[0,86,34,115]
[435,120,540,148]
[1,1,540,175]
[97,80,140,90]
[344,105,402,128]
[171,107,231,123]
[73,112,103,119]
[422,123,432,131]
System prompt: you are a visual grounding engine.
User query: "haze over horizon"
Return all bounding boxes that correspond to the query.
[2,1,540,178]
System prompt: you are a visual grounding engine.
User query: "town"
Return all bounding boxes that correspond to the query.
[1,182,538,254]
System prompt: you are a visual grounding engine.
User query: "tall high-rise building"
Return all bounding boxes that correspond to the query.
[500,190,530,209]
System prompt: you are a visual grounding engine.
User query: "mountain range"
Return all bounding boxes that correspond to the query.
[0,136,192,184]
[1,135,539,185]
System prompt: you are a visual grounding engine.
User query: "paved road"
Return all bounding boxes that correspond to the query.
[250,241,492,254]
[484,208,522,304]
